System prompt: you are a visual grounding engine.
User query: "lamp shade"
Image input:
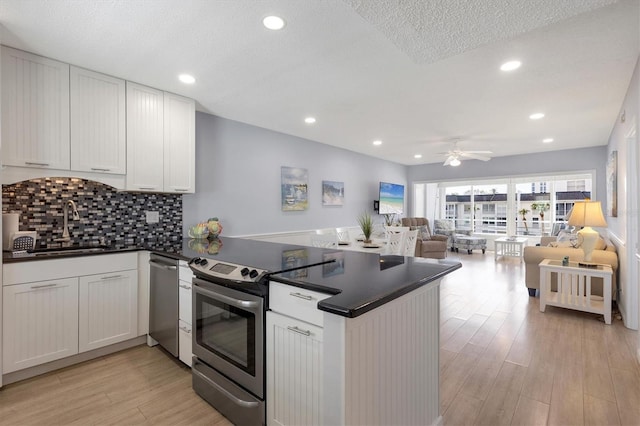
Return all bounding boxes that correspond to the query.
[567,201,607,228]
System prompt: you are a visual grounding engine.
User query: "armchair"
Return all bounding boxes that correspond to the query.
[401,218,448,259]
[433,219,472,250]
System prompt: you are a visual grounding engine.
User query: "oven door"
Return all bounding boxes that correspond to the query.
[192,277,264,398]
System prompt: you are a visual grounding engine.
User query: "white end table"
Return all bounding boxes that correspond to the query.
[494,237,528,262]
[539,259,613,324]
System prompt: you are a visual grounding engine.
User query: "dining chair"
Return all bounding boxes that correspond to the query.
[311,232,338,248]
[335,227,351,244]
[384,225,409,239]
[403,229,419,256]
[385,230,406,255]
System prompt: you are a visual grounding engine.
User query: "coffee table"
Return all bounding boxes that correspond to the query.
[494,237,528,262]
[539,259,613,324]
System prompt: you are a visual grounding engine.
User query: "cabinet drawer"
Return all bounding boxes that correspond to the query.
[179,279,192,324]
[268,282,330,327]
[178,319,192,367]
[179,261,193,282]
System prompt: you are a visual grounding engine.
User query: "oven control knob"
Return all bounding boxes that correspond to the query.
[199,258,208,266]
[240,267,250,276]
[249,269,259,279]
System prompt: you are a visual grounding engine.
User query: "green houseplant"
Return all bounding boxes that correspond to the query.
[518,208,530,234]
[357,211,374,244]
[531,202,550,234]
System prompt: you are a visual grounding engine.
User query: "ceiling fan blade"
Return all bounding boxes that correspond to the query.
[443,156,454,166]
[460,152,491,161]
[463,150,493,154]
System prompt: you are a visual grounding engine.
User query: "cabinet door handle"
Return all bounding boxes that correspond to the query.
[287,326,312,336]
[138,187,157,190]
[101,275,123,280]
[289,292,313,301]
[25,162,50,166]
[91,167,111,172]
[173,188,190,192]
[31,283,58,289]
[179,283,191,290]
[179,326,191,333]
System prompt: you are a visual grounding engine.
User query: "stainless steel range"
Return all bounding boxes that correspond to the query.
[190,257,270,426]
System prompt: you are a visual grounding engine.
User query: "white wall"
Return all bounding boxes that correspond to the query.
[182,113,407,236]
[606,56,639,333]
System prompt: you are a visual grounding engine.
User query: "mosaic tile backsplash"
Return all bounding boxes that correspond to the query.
[2,178,183,247]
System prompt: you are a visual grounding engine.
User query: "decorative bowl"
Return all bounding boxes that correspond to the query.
[188,224,209,239]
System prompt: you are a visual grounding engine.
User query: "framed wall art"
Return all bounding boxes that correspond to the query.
[606,150,617,217]
[281,166,308,211]
[322,180,344,206]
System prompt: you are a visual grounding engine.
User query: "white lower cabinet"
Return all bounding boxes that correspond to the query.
[266,311,324,426]
[2,278,79,373]
[178,261,193,366]
[78,270,138,353]
[2,253,139,374]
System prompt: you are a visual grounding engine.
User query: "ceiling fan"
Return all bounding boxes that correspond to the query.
[439,142,492,166]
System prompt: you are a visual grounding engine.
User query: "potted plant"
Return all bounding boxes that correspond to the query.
[531,202,550,234]
[357,211,374,244]
[518,208,530,234]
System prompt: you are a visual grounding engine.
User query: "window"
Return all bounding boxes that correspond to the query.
[416,172,594,236]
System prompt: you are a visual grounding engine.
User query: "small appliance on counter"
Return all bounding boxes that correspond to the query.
[3,213,37,252]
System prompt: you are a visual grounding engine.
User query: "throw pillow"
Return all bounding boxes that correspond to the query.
[593,236,607,251]
[418,225,431,240]
[556,230,581,248]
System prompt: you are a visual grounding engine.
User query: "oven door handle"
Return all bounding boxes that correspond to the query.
[192,361,261,408]
[194,283,261,309]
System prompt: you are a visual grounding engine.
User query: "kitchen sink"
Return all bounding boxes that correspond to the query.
[28,245,110,256]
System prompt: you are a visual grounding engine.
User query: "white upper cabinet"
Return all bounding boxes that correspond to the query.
[164,93,195,193]
[70,66,126,174]
[126,82,164,191]
[127,83,196,193]
[1,46,70,170]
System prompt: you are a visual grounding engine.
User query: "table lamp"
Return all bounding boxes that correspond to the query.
[567,201,607,265]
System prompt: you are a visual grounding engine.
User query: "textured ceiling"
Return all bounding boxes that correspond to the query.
[0,0,637,166]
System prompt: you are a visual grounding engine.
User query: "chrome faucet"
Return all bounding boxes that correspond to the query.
[58,200,80,242]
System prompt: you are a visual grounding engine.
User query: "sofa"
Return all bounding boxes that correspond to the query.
[401,218,448,259]
[523,236,618,297]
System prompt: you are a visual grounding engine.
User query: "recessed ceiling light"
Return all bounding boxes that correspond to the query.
[414,154,422,159]
[263,15,285,30]
[372,140,382,146]
[450,158,461,167]
[304,117,316,124]
[543,138,554,143]
[529,112,545,120]
[178,74,195,84]
[500,60,521,71]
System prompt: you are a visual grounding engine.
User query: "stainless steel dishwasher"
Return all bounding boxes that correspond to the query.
[149,253,179,357]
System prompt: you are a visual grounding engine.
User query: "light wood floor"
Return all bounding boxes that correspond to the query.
[0,253,638,425]
[440,253,640,426]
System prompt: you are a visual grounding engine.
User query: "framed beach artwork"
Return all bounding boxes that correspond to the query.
[606,151,617,217]
[322,180,344,206]
[281,166,308,211]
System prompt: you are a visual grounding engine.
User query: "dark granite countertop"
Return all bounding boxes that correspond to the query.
[2,236,462,318]
[269,251,461,317]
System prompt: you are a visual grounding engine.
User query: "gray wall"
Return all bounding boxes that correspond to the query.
[183,113,407,236]
[407,146,607,213]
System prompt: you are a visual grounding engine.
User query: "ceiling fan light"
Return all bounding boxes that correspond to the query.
[450,158,461,167]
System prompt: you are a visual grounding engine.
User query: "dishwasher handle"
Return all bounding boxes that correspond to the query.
[149,259,178,271]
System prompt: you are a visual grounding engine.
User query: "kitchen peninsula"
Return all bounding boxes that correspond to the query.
[3,237,461,426]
